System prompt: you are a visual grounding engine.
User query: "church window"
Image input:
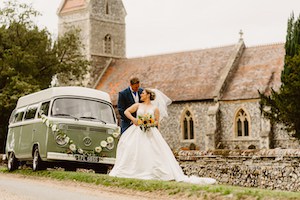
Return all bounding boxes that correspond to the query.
[244,119,249,136]
[237,119,242,136]
[104,34,112,54]
[105,0,109,14]
[235,109,250,137]
[182,110,194,140]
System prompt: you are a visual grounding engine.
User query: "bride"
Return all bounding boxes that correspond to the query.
[109,88,216,184]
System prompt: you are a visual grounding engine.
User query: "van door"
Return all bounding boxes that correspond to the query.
[6,108,25,156]
[34,101,51,158]
[18,104,39,159]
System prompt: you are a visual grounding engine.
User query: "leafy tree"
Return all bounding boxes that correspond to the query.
[0,0,89,152]
[260,13,300,139]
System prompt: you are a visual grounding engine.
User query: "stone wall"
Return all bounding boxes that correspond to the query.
[58,10,90,56]
[273,124,300,148]
[58,0,126,87]
[160,101,215,151]
[219,100,300,149]
[160,100,300,152]
[219,100,263,149]
[89,0,126,58]
[178,149,300,191]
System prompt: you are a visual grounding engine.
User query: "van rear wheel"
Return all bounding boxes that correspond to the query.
[94,164,109,174]
[33,147,46,171]
[7,152,18,171]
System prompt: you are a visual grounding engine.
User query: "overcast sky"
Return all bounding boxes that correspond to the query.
[1,0,300,58]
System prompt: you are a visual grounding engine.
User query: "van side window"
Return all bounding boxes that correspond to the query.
[24,105,38,120]
[38,101,50,117]
[14,109,25,122]
[9,109,16,124]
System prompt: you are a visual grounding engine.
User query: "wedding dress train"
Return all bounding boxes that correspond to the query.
[109,105,216,185]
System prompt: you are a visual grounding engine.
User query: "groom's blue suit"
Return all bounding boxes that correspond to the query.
[117,87,143,133]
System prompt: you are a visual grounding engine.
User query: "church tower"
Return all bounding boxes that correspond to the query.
[57,0,127,87]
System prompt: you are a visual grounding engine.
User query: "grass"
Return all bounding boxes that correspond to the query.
[1,166,300,200]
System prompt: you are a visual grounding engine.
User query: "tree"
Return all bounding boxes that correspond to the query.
[0,0,89,152]
[260,13,300,139]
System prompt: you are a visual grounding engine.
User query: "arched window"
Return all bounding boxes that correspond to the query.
[235,109,250,137]
[182,110,194,140]
[104,34,112,54]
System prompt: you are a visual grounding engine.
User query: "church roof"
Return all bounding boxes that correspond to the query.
[221,43,284,100]
[95,43,285,104]
[96,45,236,104]
[58,0,86,14]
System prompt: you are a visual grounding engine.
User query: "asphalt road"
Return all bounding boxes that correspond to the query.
[0,174,151,200]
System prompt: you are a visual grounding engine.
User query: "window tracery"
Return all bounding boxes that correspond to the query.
[182,110,194,140]
[235,109,250,137]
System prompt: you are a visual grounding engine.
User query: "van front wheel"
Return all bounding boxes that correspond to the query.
[33,147,46,171]
[7,152,18,171]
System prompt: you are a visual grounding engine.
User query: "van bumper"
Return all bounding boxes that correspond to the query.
[47,152,115,165]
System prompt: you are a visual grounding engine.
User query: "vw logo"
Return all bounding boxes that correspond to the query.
[83,137,92,146]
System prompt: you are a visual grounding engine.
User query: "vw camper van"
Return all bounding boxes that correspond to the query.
[5,86,120,173]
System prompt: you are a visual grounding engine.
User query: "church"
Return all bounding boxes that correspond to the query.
[57,0,300,151]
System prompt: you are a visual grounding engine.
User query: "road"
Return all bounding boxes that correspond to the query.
[0,173,157,200]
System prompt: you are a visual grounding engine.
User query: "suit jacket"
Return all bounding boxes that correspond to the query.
[117,87,143,123]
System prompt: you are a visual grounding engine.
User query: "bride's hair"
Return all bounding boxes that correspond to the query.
[145,88,156,100]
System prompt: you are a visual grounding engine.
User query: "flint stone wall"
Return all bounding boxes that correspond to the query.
[160,102,215,151]
[178,149,300,191]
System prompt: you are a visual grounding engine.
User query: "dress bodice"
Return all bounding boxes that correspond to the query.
[137,104,155,117]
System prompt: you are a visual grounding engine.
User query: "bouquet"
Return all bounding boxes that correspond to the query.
[137,113,157,132]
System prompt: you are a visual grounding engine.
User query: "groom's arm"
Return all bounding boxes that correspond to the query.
[117,91,127,120]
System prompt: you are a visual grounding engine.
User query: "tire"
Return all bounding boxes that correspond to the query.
[94,164,109,174]
[32,146,46,171]
[64,164,77,172]
[7,152,18,172]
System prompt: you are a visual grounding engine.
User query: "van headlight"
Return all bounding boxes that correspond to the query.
[55,134,70,146]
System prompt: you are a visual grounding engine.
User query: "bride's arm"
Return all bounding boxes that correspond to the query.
[154,107,160,129]
[124,103,139,125]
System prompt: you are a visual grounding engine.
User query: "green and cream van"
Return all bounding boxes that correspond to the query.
[5,86,120,173]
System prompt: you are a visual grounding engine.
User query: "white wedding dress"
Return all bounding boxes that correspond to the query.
[109,104,216,185]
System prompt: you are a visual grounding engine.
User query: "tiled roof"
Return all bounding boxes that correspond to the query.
[96,45,236,104]
[59,0,86,13]
[96,43,285,105]
[221,43,285,100]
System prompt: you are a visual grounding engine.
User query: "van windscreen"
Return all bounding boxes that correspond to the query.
[51,98,115,124]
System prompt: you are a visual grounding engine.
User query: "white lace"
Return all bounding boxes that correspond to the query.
[150,89,172,121]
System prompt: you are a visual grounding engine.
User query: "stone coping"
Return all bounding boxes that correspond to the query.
[178,149,300,160]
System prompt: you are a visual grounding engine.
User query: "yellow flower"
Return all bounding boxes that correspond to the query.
[150,118,155,123]
[137,113,156,132]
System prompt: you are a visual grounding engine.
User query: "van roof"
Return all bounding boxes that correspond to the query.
[16,86,111,108]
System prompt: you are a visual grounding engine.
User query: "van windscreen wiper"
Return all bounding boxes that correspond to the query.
[79,116,107,124]
[53,113,79,121]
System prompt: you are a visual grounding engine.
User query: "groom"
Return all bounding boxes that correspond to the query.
[117,77,143,133]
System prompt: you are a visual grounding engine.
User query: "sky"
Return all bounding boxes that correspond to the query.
[1,0,300,58]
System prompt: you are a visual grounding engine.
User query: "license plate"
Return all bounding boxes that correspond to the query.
[75,154,100,163]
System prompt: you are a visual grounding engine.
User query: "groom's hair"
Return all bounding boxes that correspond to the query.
[130,77,140,85]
